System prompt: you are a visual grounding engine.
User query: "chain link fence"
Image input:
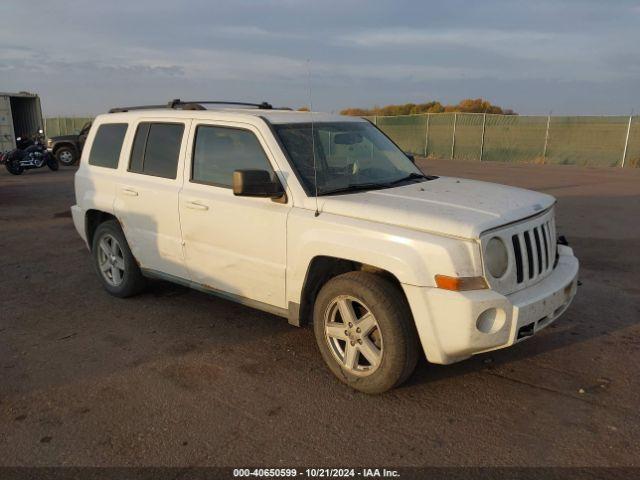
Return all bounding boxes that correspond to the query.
[370,113,639,168]
[44,114,640,168]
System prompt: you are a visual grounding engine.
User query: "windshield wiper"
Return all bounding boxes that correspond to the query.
[319,182,390,196]
[318,173,435,196]
[383,172,429,187]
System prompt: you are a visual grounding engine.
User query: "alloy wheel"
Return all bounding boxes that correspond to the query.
[324,295,383,376]
[97,234,125,286]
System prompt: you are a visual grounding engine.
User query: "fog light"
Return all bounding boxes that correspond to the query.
[476,308,506,334]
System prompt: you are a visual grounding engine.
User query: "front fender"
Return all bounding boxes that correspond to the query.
[286,208,483,304]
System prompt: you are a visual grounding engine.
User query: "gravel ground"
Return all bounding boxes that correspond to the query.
[0,160,639,467]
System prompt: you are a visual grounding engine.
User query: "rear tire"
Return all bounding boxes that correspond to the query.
[5,162,23,175]
[55,146,77,166]
[313,271,420,394]
[92,220,146,297]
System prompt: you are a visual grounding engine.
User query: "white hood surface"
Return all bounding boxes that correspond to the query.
[319,177,555,239]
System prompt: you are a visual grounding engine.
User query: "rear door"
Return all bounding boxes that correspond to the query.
[178,120,290,308]
[114,118,191,279]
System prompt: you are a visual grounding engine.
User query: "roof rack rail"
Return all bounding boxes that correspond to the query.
[168,99,274,110]
[108,99,274,113]
[108,104,168,113]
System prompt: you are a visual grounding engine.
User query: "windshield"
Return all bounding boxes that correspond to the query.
[274,121,425,196]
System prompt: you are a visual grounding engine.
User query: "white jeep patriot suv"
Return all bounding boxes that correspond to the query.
[71,100,579,393]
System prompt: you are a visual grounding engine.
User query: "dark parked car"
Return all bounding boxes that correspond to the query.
[46,121,92,166]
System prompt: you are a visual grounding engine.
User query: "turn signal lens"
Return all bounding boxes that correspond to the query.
[435,275,488,291]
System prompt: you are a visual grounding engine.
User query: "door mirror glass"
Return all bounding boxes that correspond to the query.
[233,169,284,198]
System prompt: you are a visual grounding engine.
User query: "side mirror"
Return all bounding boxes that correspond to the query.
[406,153,415,163]
[233,169,284,198]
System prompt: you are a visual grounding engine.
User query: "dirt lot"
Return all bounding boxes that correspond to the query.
[1,160,639,467]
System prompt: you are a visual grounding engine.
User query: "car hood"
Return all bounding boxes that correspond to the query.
[319,177,555,239]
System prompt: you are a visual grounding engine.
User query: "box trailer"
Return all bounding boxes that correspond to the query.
[0,92,44,152]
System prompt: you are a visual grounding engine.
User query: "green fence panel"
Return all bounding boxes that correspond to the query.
[546,116,628,167]
[426,113,454,159]
[453,113,483,161]
[45,117,93,137]
[376,114,427,155]
[482,115,548,163]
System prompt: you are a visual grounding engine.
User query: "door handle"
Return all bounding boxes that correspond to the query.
[185,200,209,211]
[121,187,139,197]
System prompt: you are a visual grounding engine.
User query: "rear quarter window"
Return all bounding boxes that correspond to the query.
[88,123,128,169]
[128,122,184,179]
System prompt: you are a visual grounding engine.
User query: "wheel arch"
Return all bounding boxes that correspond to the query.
[295,255,406,327]
[84,209,119,248]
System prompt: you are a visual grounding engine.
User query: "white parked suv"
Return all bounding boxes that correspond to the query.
[71,100,579,393]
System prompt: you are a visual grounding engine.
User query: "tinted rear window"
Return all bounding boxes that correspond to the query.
[129,122,184,179]
[88,123,128,168]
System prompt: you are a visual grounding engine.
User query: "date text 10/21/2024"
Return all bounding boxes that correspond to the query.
[232,468,401,478]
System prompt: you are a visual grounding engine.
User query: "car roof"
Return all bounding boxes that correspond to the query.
[98,108,367,125]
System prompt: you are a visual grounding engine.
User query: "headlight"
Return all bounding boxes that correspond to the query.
[485,237,508,278]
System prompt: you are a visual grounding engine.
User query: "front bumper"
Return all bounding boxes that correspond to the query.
[403,245,579,364]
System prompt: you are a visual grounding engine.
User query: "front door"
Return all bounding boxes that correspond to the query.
[114,118,191,279]
[179,121,290,308]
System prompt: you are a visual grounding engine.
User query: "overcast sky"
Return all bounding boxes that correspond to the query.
[1,0,639,116]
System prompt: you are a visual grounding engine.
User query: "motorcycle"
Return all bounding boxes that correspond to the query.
[1,129,59,175]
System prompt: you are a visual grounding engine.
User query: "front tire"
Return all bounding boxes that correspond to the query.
[55,146,77,166]
[313,271,420,394]
[92,220,146,297]
[47,156,59,171]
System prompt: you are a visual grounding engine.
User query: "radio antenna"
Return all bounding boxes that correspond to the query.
[307,59,320,217]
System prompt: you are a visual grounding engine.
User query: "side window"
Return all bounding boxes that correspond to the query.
[192,125,274,187]
[88,123,128,168]
[128,122,184,179]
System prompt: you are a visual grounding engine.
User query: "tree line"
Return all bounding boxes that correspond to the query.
[339,98,516,116]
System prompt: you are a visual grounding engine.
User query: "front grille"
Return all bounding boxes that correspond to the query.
[482,208,557,295]
[510,219,556,285]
